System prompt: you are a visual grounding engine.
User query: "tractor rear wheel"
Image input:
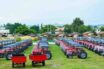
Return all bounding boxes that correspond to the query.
[5,54,12,60]
[94,50,97,53]
[78,52,87,59]
[99,51,104,56]
[46,51,52,60]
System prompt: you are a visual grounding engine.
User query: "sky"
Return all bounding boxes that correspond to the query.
[0,0,104,26]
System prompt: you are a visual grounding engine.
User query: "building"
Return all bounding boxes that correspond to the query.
[97,32,104,37]
[0,26,10,37]
[55,27,64,36]
[83,32,93,37]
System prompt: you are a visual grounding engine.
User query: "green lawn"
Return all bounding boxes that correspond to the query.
[0,44,104,69]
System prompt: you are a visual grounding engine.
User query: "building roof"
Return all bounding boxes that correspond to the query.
[55,27,64,32]
[0,30,10,33]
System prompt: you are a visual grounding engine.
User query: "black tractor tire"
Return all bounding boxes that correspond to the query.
[45,51,52,60]
[99,51,104,56]
[12,63,15,68]
[42,61,45,66]
[66,54,73,59]
[5,54,12,60]
[95,50,98,54]
[78,52,87,59]
[23,63,25,67]
[32,61,35,67]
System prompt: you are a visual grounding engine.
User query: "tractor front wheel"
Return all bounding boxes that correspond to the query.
[12,63,15,68]
[42,61,45,66]
[66,54,73,59]
[32,61,35,67]
[23,63,25,67]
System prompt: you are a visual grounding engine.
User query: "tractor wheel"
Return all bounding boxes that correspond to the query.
[78,52,87,59]
[46,51,52,60]
[97,51,101,55]
[95,50,98,54]
[42,61,45,66]
[23,63,25,67]
[32,61,35,67]
[64,51,66,55]
[99,51,104,56]
[90,48,93,51]
[66,54,73,59]
[89,47,91,50]
[12,63,15,68]
[5,54,12,60]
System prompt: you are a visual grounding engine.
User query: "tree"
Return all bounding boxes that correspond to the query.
[30,25,39,33]
[72,17,84,26]
[64,24,72,34]
[64,18,93,34]
[40,24,56,33]
[15,25,36,35]
[5,23,22,34]
[71,17,84,32]
[78,25,93,34]
[78,25,87,33]
[100,26,104,31]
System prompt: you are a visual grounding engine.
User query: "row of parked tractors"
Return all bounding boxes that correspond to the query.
[29,37,52,67]
[0,39,16,49]
[11,37,52,68]
[55,37,87,59]
[75,37,104,56]
[0,39,32,60]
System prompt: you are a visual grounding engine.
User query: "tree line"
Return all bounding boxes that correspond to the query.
[64,18,93,34]
[3,17,104,35]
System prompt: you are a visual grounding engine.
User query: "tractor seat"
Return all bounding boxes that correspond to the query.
[12,54,25,56]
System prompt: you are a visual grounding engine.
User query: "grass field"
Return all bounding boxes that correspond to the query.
[0,44,104,69]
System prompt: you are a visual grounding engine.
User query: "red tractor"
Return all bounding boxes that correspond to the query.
[75,37,104,56]
[29,45,47,66]
[0,39,32,60]
[37,37,52,60]
[55,38,87,59]
[0,39,16,49]
[38,41,52,60]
